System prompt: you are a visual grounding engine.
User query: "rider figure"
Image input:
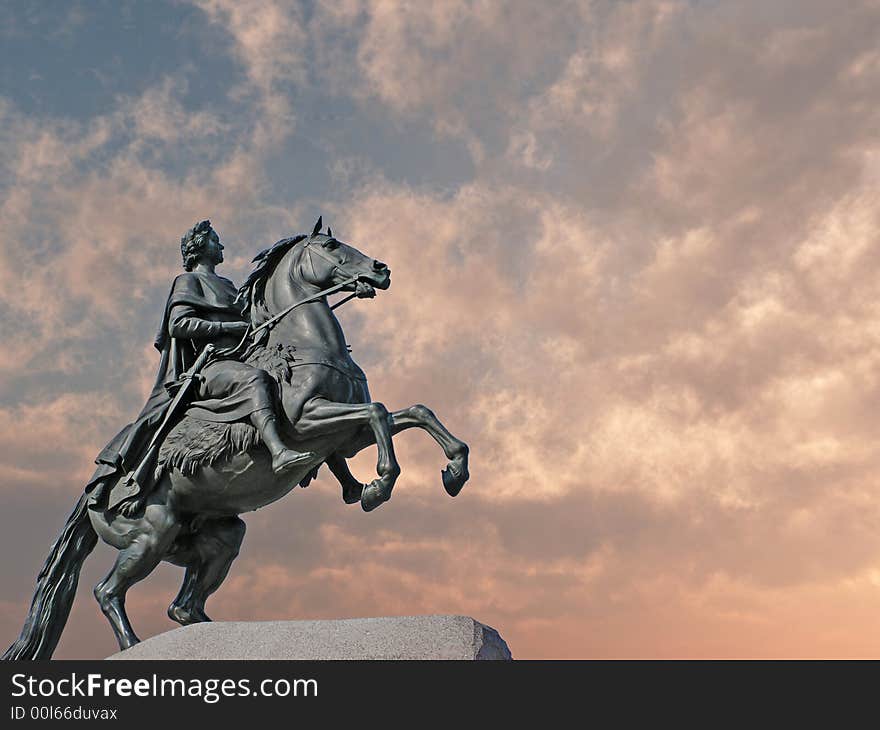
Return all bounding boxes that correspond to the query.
[86,220,314,514]
[169,220,314,472]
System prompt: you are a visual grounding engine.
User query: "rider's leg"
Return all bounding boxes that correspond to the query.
[198,361,316,474]
[250,408,315,473]
[115,365,314,517]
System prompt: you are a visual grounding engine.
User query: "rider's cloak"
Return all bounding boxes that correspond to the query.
[85,272,247,509]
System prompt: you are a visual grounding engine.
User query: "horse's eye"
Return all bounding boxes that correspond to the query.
[323,239,339,250]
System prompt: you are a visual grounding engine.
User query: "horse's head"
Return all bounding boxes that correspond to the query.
[297,216,391,298]
[238,217,392,324]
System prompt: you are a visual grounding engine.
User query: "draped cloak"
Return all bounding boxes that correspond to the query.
[85,271,262,509]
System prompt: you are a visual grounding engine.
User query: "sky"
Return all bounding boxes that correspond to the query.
[2,0,880,659]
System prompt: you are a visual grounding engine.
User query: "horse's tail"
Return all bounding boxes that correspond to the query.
[2,492,98,660]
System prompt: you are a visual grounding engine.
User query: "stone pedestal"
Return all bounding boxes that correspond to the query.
[106,615,512,660]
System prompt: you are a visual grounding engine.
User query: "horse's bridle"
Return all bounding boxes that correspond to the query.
[304,235,345,281]
[221,237,363,358]
[303,235,368,310]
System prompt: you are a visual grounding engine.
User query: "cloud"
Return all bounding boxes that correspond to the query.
[194,0,308,94]
[5,0,880,659]
[193,0,305,147]
[125,77,228,144]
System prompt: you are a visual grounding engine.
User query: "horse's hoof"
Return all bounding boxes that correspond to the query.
[442,461,469,497]
[118,635,141,651]
[167,604,211,626]
[361,481,390,512]
[343,482,364,505]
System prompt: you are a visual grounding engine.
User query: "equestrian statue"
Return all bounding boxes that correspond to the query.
[3,217,469,659]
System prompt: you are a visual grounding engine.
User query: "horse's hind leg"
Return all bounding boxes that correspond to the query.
[93,504,181,651]
[165,517,246,626]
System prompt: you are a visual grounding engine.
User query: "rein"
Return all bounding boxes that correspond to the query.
[221,237,366,358]
[221,271,360,358]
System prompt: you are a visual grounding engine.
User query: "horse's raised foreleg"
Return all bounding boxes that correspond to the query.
[296,397,400,511]
[336,404,469,497]
[92,503,181,651]
[394,404,469,495]
[326,452,365,505]
[165,517,246,626]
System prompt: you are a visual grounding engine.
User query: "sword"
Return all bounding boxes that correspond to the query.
[148,343,217,451]
[108,343,217,510]
[110,276,366,510]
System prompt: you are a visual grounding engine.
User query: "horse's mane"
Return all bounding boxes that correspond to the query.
[236,234,306,324]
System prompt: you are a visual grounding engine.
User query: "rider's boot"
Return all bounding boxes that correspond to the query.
[251,410,316,474]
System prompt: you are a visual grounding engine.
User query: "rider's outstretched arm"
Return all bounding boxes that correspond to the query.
[168,304,247,340]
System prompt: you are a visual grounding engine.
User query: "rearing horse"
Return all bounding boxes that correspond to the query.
[3,222,469,659]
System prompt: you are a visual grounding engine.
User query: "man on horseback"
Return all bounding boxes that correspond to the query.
[3,217,473,660]
[86,220,315,516]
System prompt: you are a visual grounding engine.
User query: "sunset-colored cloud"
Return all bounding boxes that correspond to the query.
[4,1,880,660]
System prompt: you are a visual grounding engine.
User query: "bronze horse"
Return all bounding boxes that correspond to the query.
[3,222,469,659]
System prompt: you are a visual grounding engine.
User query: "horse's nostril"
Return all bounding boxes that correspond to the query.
[373,260,386,271]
